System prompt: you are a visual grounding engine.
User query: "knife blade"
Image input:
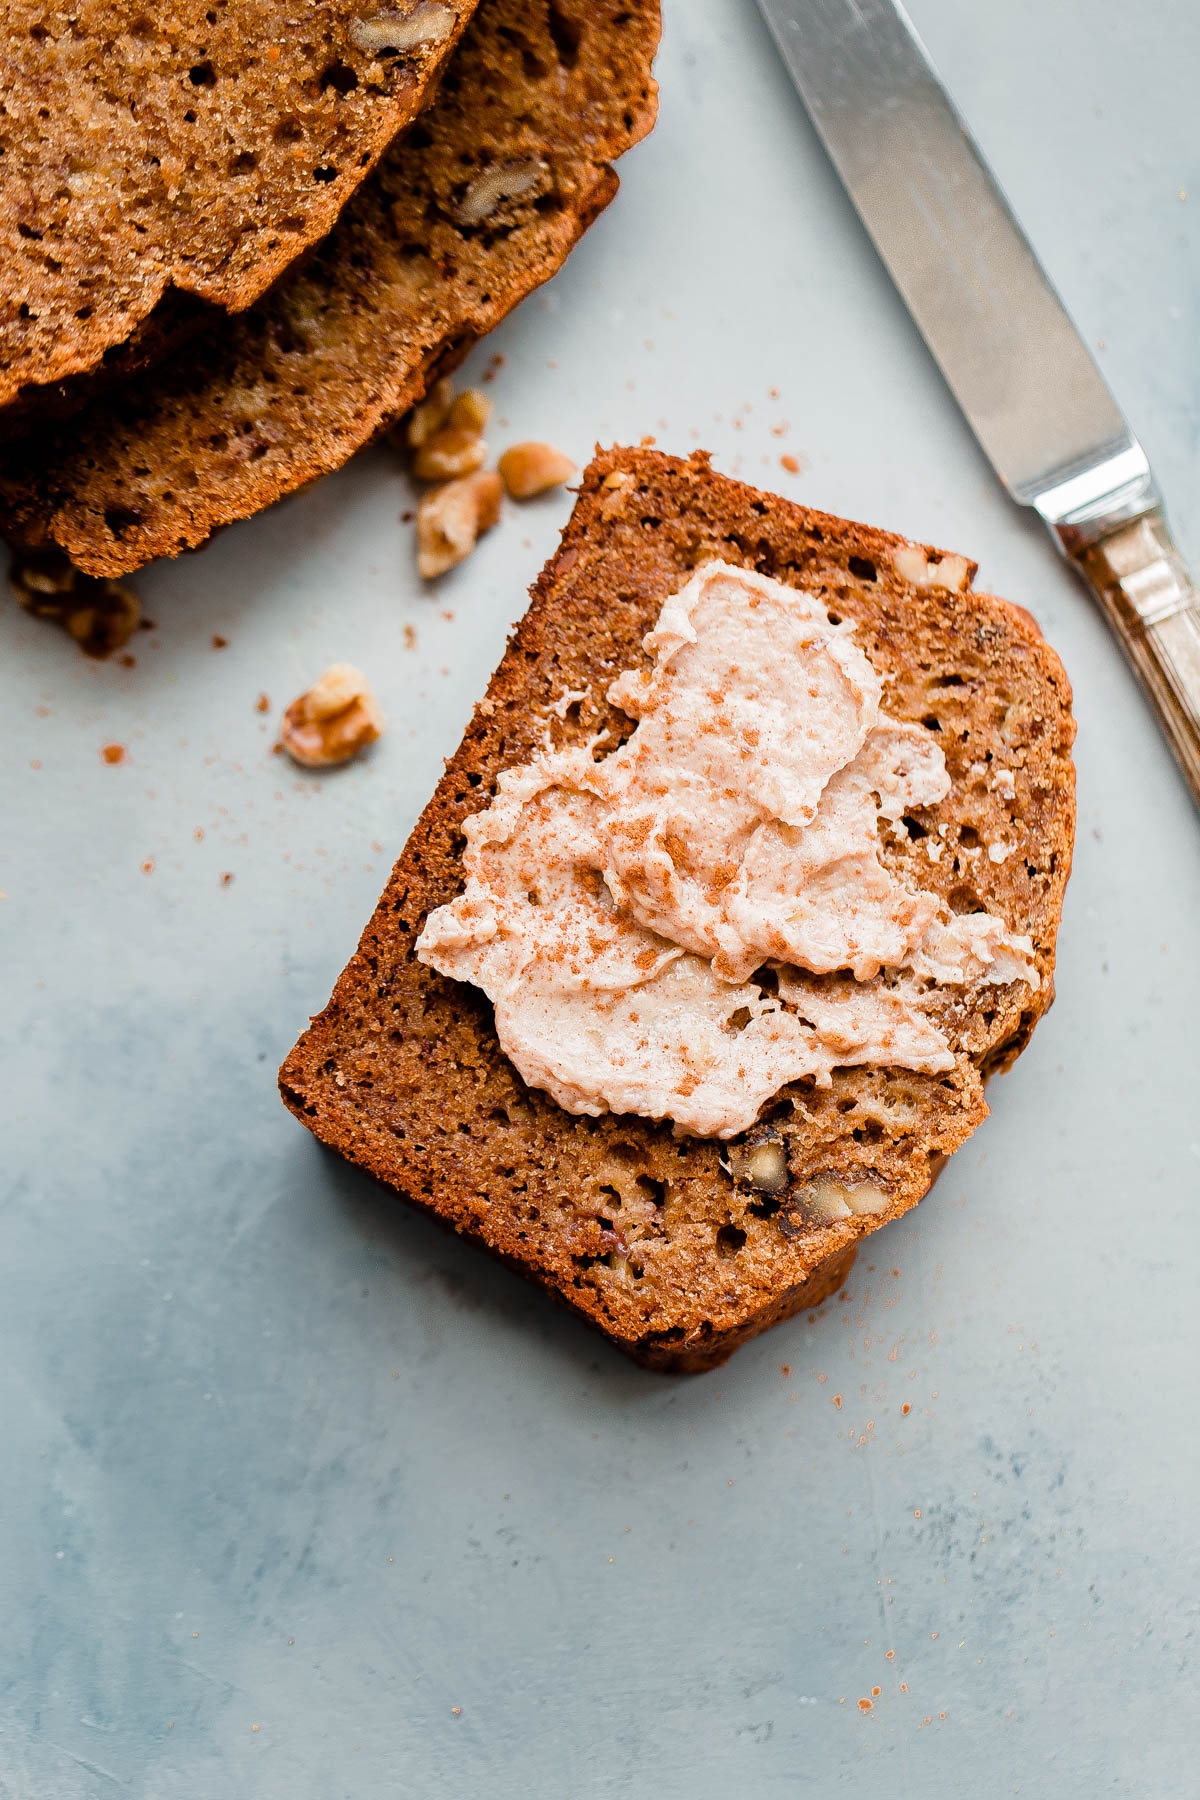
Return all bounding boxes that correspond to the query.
[756,0,1200,807]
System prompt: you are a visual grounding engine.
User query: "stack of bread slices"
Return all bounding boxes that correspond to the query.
[0,1,661,580]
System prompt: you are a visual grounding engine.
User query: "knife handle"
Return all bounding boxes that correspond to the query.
[1073,510,1200,809]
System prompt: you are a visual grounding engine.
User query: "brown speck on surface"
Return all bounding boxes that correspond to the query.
[141,859,154,874]
[442,610,455,622]
[902,1402,911,1415]
[900,1682,908,1692]
[450,1706,462,1717]
[251,1723,259,1732]
[914,1510,922,1519]
[404,624,418,651]
[886,1650,895,1661]
[832,1394,843,1409]
[256,693,271,713]
[780,454,801,474]
[220,871,234,887]
[780,1364,790,1376]
[101,742,126,765]
[194,828,204,840]
[119,654,136,668]
[212,635,228,650]
[871,1685,881,1697]
[858,1698,873,1713]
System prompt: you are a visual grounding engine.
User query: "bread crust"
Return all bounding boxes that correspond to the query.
[279,449,1076,1372]
[0,0,661,574]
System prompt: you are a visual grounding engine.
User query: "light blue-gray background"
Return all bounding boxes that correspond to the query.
[3,2,1198,1794]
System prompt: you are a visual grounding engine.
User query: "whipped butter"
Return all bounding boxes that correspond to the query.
[417,561,1035,1138]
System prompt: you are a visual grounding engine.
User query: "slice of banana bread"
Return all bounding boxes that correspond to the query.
[1,1,479,414]
[279,448,1076,1373]
[0,0,660,575]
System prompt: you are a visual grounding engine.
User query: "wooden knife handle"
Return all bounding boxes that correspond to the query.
[1076,510,1200,809]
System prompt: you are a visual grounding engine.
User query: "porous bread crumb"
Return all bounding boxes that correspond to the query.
[280,663,384,767]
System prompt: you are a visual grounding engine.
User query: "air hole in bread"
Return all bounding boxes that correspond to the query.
[848,555,877,582]
[716,1224,747,1258]
[104,504,143,538]
[498,26,550,78]
[320,61,359,94]
[189,62,216,87]
[547,2,583,67]
[633,1175,667,1209]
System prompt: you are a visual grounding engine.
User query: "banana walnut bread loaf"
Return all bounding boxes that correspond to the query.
[0,0,661,572]
[280,448,1076,1372]
[1,0,480,418]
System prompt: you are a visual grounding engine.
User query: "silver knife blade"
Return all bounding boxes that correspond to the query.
[755,0,1152,525]
[756,0,1200,810]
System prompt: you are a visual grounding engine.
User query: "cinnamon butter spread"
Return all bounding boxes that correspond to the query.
[417,562,1037,1138]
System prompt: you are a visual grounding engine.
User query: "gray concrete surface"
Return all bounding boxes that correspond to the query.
[3,1,1198,1793]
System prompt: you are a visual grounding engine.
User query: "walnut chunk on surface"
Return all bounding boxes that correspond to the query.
[280,663,384,768]
[498,441,577,499]
[417,469,503,578]
[412,426,490,483]
[10,548,140,658]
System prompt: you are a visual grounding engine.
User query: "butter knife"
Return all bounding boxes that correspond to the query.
[756,0,1200,808]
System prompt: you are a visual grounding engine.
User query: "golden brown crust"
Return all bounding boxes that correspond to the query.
[0,0,661,574]
[279,448,1077,1372]
[0,1,481,410]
